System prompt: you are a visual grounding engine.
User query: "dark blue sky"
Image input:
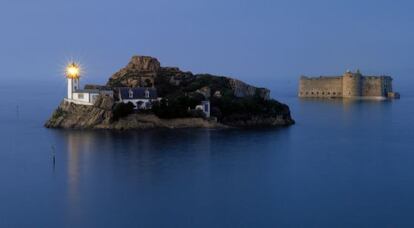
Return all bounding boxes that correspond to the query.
[1,0,413,95]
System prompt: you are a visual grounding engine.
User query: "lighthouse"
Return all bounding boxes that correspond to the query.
[66,62,80,100]
[64,62,113,105]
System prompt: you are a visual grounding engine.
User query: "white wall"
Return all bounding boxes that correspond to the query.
[73,92,91,103]
[120,99,153,109]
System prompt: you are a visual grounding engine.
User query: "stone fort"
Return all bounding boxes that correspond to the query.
[298,70,399,98]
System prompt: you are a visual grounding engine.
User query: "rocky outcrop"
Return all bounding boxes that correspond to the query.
[107,56,270,100]
[45,95,225,130]
[126,56,161,72]
[221,109,295,128]
[108,114,226,130]
[228,78,270,100]
[107,56,160,87]
[45,95,114,129]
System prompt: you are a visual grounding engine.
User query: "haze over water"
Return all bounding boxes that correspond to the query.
[0,80,412,227]
[1,0,414,226]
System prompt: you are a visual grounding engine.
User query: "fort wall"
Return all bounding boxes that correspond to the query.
[362,77,383,96]
[299,76,343,98]
[298,71,395,98]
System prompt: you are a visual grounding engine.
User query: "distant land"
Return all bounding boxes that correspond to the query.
[45,56,294,130]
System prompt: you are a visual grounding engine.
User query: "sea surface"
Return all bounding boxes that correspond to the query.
[0,80,413,227]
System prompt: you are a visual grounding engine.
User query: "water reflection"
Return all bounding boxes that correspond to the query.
[297,97,395,124]
[57,128,288,203]
[60,129,216,192]
[2,81,413,226]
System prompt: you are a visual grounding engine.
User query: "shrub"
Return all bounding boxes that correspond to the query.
[152,94,205,119]
[112,102,135,121]
[190,109,207,118]
[210,95,287,123]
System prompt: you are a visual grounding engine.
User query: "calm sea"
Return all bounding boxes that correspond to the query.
[0,79,413,227]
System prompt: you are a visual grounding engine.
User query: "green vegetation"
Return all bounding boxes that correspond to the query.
[106,64,292,126]
[152,73,289,123]
[210,95,289,123]
[112,102,135,121]
[152,94,204,119]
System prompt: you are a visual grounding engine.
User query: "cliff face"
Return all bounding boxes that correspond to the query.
[46,55,294,130]
[45,95,114,129]
[229,79,270,99]
[45,95,225,130]
[45,97,293,129]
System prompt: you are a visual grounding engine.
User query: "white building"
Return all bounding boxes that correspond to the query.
[65,63,113,105]
[69,89,101,105]
[117,87,158,110]
[195,101,211,118]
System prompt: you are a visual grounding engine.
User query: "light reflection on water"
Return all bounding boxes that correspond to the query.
[0,81,413,227]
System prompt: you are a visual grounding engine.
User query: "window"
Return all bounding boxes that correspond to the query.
[78,93,84,99]
[145,90,150,99]
[129,89,134,99]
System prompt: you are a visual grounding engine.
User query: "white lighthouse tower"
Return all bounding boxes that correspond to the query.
[66,62,80,99]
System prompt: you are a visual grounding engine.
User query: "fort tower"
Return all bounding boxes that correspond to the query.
[342,70,362,97]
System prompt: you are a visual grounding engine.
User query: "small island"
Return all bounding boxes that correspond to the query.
[45,56,294,130]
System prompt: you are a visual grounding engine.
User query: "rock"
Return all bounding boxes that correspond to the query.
[127,56,161,72]
[229,78,270,100]
[107,56,160,87]
[45,98,226,130]
[222,115,295,128]
[45,95,114,129]
[93,95,114,110]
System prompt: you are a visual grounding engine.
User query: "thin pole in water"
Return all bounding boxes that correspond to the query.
[51,145,56,168]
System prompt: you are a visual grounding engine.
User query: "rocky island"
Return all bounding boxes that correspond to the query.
[45,56,294,130]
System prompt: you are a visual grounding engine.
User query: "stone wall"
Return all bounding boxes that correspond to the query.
[362,77,383,96]
[342,72,362,97]
[298,76,343,98]
[299,72,394,98]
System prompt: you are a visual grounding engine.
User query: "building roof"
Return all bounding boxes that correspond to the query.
[74,89,100,94]
[117,87,158,100]
[84,84,113,91]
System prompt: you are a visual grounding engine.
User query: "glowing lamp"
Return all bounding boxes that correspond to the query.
[66,62,80,79]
